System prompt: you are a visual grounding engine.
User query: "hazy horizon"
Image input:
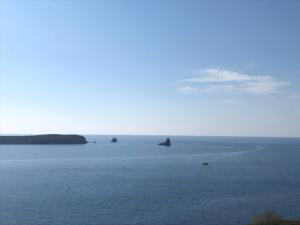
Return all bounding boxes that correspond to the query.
[1,133,299,139]
[1,1,300,137]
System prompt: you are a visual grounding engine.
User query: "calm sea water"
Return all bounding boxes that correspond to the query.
[1,136,300,225]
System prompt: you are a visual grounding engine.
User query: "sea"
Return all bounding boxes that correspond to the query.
[0,135,300,225]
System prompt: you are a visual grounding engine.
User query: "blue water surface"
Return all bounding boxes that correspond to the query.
[1,136,300,225]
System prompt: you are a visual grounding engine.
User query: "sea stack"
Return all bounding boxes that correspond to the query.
[158,137,171,146]
[111,137,117,143]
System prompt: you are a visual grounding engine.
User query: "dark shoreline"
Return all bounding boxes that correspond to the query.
[0,134,87,144]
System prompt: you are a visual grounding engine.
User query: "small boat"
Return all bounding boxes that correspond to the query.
[202,162,208,166]
[158,137,171,146]
[111,137,117,143]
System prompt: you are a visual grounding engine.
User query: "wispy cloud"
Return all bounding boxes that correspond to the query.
[289,94,300,99]
[178,85,236,94]
[180,68,288,95]
[220,99,239,104]
[178,86,202,94]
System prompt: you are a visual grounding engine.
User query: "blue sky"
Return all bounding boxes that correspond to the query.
[1,0,299,137]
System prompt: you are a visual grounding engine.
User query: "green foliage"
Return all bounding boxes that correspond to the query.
[252,210,283,225]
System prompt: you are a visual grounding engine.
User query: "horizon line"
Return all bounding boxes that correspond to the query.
[1,133,299,139]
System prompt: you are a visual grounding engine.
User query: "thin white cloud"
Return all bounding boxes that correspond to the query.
[180,68,288,95]
[183,68,272,83]
[178,86,202,94]
[178,85,236,94]
[289,94,300,99]
[244,63,255,69]
[220,99,239,104]
[241,80,287,95]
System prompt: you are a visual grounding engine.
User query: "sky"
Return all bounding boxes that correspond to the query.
[0,0,300,137]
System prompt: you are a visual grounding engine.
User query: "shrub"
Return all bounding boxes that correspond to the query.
[252,210,283,225]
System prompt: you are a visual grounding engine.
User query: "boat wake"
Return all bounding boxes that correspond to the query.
[0,145,265,163]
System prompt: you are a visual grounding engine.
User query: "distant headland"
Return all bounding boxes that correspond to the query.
[0,134,87,144]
